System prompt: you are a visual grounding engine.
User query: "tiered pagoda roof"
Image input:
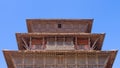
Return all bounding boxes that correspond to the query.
[3,19,118,68]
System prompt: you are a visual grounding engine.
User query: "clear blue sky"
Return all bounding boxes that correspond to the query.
[0,0,120,68]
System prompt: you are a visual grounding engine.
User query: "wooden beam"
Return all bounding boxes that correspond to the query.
[91,38,99,50]
[104,56,110,68]
[9,53,16,68]
[21,38,29,50]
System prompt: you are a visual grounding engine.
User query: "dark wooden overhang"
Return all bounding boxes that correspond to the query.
[16,33,105,50]
[26,19,93,33]
[3,50,118,68]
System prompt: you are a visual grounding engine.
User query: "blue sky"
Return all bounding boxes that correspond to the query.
[0,0,120,68]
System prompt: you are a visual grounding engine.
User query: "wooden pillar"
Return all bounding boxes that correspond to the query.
[43,53,46,68]
[55,36,57,47]
[63,36,65,47]
[29,36,32,50]
[33,53,35,68]
[55,52,57,68]
[75,53,77,68]
[96,53,98,68]
[86,53,88,68]
[65,52,67,68]
[75,36,77,49]
[23,52,24,68]
[42,37,45,49]
[88,37,91,50]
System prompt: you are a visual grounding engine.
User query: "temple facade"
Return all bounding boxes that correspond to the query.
[3,19,117,68]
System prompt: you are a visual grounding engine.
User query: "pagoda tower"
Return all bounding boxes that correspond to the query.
[3,19,117,68]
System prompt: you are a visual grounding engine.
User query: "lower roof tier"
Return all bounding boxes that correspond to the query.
[3,50,117,68]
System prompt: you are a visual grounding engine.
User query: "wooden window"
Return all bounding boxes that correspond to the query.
[24,54,33,65]
[58,24,62,28]
[31,38,43,50]
[88,54,96,64]
[65,37,74,46]
[78,38,88,45]
[47,37,55,46]
[98,54,108,65]
[56,56,65,64]
[67,56,75,64]
[77,38,89,50]
[12,54,23,65]
[57,37,64,46]
[77,55,86,64]
[46,56,55,64]
[35,55,44,65]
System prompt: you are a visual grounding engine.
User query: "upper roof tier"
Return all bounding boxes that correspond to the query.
[26,19,93,33]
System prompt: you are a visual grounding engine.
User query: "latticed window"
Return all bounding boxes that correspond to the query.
[11,52,109,68]
[46,36,74,47]
[77,54,86,64]
[13,56,23,65]
[31,38,43,50]
[56,56,65,64]
[88,54,96,64]
[77,38,89,50]
[46,37,55,46]
[46,56,55,64]
[24,54,33,65]
[65,37,74,46]
[67,56,75,64]
[98,54,108,65]
[57,37,64,46]
[34,44,43,49]
[35,55,44,65]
